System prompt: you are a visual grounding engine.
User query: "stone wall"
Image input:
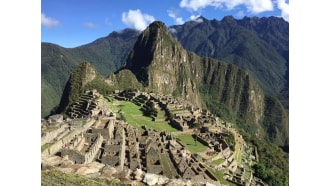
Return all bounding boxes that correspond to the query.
[84,133,103,164]
[41,124,68,145]
[67,135,84,150]
[195,135,210,147]
[108,117,115,140]
[41,119,97,159]
[119,128,126,171]
[54,129,70,141]
[76,136,85,152]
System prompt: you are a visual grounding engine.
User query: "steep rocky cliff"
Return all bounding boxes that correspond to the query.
[120,21,265,135]
[124,21,203,107]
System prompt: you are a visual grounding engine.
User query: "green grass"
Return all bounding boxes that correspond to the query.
[175,135,209,153]
[205,166,235,186]
[212,158,225,165]
[42,169,123,186]
[159,154,177,179]
[234,142,243,164]
[109,100,178,132]
[154,108,167,120]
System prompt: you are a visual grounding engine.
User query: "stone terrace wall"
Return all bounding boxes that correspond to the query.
[41,124,68,145]
[84,134,103,164]
[41,119,97,159]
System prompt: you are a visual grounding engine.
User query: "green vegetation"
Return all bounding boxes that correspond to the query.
[221,132,236,151]
[262,95,289,146]
[41,169,123,186]
[198,63,244,123]
[172,16,288,98]
[159,154,176,179]
[56,62,97,114]
[41,30,139,118]
[41,43,79,118]
[175,135,209,153]
[204,166,235,186]
[109,100,177,132]
[242,130,289,186]
[212,158,225,165]
[85,75,112,96]
[107,70,145,91]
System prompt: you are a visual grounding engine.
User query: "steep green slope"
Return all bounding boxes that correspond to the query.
[41,43,79,117]
[105,69,144,91]
[56,62,112,115]
[170,16,288,99]
[68,29,140,76]
[118,21,280,143]
[41,29,139,117]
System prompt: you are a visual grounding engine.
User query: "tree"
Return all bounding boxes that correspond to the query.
[253,163,268,180]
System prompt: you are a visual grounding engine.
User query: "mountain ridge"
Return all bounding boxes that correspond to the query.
[45,18,288,147]
[74,20,285,147]
[170,15,288,98]
[42,16,288,117]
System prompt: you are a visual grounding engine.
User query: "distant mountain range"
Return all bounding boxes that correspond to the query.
[41,29,140,117]
[170,16,288,102]
[42,16,288,147]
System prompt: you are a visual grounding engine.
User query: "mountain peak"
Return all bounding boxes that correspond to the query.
[125,21,178,73]
[123,21,204,106]
[148,21,167,29]
[142,21,171,39]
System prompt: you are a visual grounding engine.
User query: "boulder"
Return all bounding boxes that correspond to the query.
[76,166,99,176]
[143,173,159,186]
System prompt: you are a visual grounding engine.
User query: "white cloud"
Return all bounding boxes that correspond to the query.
[175,17,185,25]
[277,0,289,21]
[189,14,200,20]
[246,0,273,13]
[168,10,185,25]
[180,0,223,11]
[84,22,98,29]
[122,9,155,31]
[41,13,60,28]
[190,14,204,23]
[179,0,274,14]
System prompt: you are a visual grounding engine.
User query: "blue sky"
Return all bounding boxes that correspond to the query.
[41,0,289,48]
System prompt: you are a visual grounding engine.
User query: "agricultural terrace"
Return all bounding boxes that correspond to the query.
[175,134,209,154]
[108,98,178,132]
[205,166,236,186]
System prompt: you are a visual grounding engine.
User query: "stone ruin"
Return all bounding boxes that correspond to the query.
[42,112,220,185]
[42,90,267,186]
[66,90,111,119]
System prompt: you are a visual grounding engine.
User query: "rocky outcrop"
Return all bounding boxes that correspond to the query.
[123,21,264,129]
